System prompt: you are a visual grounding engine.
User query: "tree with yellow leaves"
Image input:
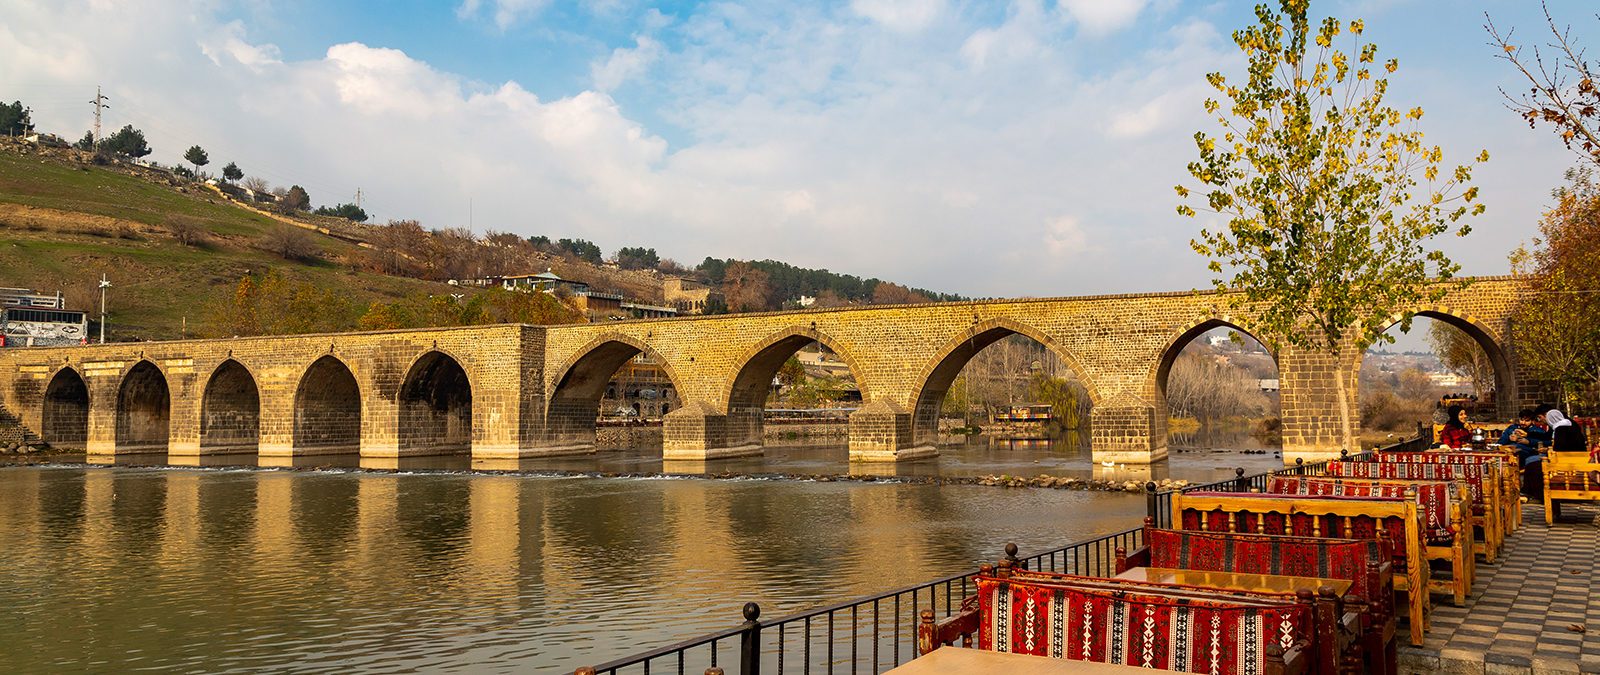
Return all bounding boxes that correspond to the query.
[1178,0,1488,453]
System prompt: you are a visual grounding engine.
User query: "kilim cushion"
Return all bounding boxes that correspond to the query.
[975,575,1310,675]
[1179,491,1420,572]
[1327,461,1492,518]
[1266,476,1456,543]
[1145,528,1389,606]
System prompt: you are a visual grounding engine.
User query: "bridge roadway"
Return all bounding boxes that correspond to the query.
[0,276,1533,463]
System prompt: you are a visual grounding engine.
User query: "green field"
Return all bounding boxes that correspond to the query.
[0,145,461,341]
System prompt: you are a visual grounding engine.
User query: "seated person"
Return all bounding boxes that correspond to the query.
[1438,405,1473,448]
[1549,409,1591,457]
[1498,408,1548,460]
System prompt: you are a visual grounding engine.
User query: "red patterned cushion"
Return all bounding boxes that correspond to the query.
[1267,476,1455,542]
[976,575,1309,675]
[1327,461,1492,514]
[1146,528,1388,604]
[1178,492,1418,572]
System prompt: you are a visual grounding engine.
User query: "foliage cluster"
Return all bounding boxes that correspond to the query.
[615,246,659,270]
[1179,0,1486,450]
[1509,168,1600,410]
[200,271,585,338]
[313,203,368,222]
[696,257,966,306]
[1425,321,1493,398]
[1,101,32,136]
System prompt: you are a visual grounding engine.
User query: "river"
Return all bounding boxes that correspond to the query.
[0,430,1281,674]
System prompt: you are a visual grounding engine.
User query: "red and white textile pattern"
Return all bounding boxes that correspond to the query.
[1267,476,1454,541]
[975,576,1306,675]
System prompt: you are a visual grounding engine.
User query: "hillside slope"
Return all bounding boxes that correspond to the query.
[0,139,465,341]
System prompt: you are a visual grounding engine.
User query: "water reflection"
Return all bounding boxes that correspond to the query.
[0,465,1148,673]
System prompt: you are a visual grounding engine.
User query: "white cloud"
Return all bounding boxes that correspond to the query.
[1044,216,1087,255]
[592,36,663,92]
[199,20,281,71]
[851,0,945,32]
[1060,0,1151,34]
[0,0,1568,299]
[455,0,551,29]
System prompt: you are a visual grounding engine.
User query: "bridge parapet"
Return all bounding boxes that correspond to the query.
[0,276,1535,463]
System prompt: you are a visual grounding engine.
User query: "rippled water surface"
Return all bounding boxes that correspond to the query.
[0,434,1281,674]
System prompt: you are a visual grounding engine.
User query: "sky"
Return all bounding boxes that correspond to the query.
[2,0,1595,327]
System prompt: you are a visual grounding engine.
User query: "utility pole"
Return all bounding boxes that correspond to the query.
[89,87,110,144]
[98,274,112,344]
[354,188,363,208]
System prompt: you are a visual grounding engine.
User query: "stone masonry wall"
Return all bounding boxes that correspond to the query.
[0,276,1531,461]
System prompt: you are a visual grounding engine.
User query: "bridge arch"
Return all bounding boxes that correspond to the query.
[116,360,170,452]
[398,350,474,454]
[1150,315,1278,401]
[722,326,865,409]
[1359,306,1517,417]
[293,354,362,453]
[41,366,89,448]
[721,326,863,447]
[906,317,1096,446]
[200,359,260,453]
[546,333,679,444]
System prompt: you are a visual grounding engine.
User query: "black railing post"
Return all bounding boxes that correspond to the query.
[1145,482,1159,523]
[740,603,761,675]
[1234,467,1246,492]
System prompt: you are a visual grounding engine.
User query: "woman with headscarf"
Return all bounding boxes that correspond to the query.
[1438,405,1473,448]
[1548,409,1590,457]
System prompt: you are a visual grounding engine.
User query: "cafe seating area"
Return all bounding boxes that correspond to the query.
[908,443,1552,675]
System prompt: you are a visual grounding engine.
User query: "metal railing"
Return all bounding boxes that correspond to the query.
[575,429,1431,675]
[1144,428,1431,528]
[574,528,1145,675]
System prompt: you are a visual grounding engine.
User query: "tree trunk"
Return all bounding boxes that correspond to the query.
[1335,364,1354,454]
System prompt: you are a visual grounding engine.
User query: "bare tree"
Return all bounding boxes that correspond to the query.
[1488,5,1600,167]
[721,261,773,312]
[1165,354,1271,425]
[1426,321,1494,397]
[165,215,206,246]
[241,176,270,194]
[260,223,315,261]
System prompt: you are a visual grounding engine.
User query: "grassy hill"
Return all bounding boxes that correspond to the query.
[0,139,463,341]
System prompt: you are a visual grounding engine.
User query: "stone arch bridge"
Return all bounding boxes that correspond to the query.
[0,277,1532,463]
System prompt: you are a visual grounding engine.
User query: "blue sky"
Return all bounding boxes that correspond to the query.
[2,0,1595,331]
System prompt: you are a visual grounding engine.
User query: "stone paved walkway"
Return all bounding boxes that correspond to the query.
[1399,501,1600,675]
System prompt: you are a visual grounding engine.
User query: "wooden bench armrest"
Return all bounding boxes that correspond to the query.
[917,606,979,655]
[1114,545,1150,573]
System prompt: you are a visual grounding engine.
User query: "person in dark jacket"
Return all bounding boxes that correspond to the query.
[1549,409,1590,456]
[1499,409,1545,456]
[1438,406,1474,448]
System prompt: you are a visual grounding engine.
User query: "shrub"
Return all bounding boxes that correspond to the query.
[165,215,206,246]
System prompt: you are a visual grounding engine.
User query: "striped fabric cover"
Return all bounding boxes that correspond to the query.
[1266,476,1456,542]
[976,575,1309,675]
[1178,492,1420,571]
[1378,451,1508,467]
[1146,528,1389,606]
[1326,461,1492,515]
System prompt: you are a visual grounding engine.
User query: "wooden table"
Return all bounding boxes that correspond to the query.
[886,647,1160,674]
[1114,566,1353,597]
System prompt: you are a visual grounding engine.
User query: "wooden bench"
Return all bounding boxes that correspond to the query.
[1264,476,1472,608]
[1169,491,1431,647]
[1113,523,1396,675]
[1377,450,1521,533]
[1325,460,1505,562]
[920,563,1347,675]
[1543,469,1600,525]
